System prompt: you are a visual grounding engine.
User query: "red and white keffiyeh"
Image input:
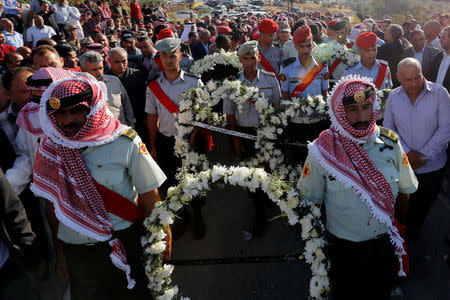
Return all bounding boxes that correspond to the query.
[31,76,136,288]
[308,75,408,276]
[16,67,75,135]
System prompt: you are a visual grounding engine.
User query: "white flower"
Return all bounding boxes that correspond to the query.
[150,241,166,254]
[287,197,299,209]
[159,210,174,225]
[158,286,179,300]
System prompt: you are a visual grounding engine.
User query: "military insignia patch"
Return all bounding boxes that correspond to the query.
[323,72,330,80]
[302,163,310,178]
[402,153,410,167]
[139,142,149,155]
[280,73,287,82]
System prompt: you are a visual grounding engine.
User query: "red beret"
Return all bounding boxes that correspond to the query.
[218,26,232,34]
[356,32,378,49]
[293,25,312,45]
[327,20,338,29]
[157,28,176,41]
[259,19,278,34]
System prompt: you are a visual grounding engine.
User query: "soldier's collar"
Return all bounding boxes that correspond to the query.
[240,69,260,83]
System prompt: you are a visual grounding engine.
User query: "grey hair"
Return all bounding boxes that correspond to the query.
[109,47,128,58]
[79,51,103,69]
[198,29,210,38]
[387,24,403,40]
[397,57,422,74]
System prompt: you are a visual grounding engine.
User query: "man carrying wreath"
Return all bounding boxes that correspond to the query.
[297,75,418,299]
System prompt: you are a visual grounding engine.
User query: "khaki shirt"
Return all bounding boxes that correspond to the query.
[145,70,203,137]
[57,134,166,244]
[297,133,418,242]
[223,70,281,127]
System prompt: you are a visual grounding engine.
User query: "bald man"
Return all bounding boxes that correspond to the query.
[424,20,442,49]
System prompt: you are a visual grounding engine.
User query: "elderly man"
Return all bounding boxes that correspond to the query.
[1,18,23,49]
[424,20,442,49]
[344,32,392,90]
[383,58,450,244]
[257,19,282,77]
[32,75,169,299]
[377,24,407,88]
[80,51,135,128]
[0,31,16,64]
[26,15,56,48]
[298,76,418,300]
[191,29,211,61]
[107,47,148,143]
[401,29,441,76]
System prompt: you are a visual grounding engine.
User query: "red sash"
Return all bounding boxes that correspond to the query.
[290,63,325,98]
[154,54,164,70]
[259,51,279,79]
[329,42,355,75]
[148,80,179,113]
[148,79,214,152]
[94,180,144,223]
[374,63,388,90]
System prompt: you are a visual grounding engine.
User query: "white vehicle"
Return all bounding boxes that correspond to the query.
[174,10,198,19]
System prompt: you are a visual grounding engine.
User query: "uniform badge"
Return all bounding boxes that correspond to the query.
[353,90,366,102]
[49,97,61,110]
[302,163,310,178]
[402,153,410,167]
[280,73,287,82]
[139,142,149,155]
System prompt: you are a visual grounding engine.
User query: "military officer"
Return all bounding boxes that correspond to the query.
[145,37,203,193]
[147,28,194,82]
[257,19,283,77]
[343,32,392,90]
[224,40,281,159]
[280,25,330,165]
[327,20,357,82]
[280,25,329,100]
[223,40,281,237]
[297,77,418,300]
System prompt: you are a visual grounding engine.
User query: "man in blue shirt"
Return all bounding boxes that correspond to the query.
[1,18,23,48]
[1,0,23,33]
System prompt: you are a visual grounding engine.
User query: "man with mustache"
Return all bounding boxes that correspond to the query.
[297,75,418,299]
[279,25,330,165]
[32,75,169,299]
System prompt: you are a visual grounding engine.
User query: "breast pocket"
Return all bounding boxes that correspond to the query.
[90,167,124,189]
[108,92,122,110]
[325,176,352,210]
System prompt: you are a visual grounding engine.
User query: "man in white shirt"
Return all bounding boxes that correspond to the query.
[426,26,450,92]
[51,0,80,32]
[26,15,55,48]
[401,29,441,76]
[424,20,442,49]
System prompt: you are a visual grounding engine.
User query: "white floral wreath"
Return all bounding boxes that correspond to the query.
[142,166,330,300]
[312,40,360,66]
[142,53,331,299]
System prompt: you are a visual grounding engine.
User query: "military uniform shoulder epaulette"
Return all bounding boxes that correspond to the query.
[281,57,296,68]
[184,71,201,78]
[378,59,389,66]
[379,126,398,143]
[260,69,276,77]
[122,128,138,141]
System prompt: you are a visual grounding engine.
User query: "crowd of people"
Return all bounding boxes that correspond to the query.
[0,0,449,299]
